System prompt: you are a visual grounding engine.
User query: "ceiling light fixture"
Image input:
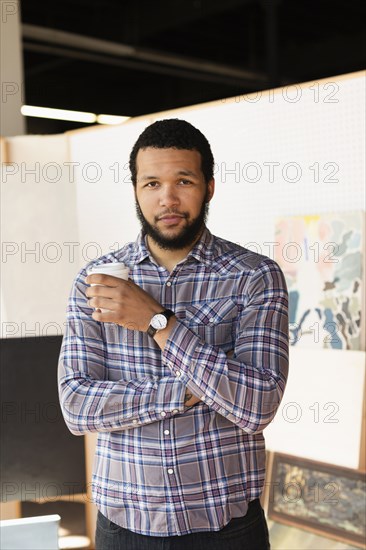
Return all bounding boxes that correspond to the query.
[96,114,130,125]
[21,105,97,123]
[20,106,130,125]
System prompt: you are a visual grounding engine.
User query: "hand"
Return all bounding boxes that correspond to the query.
[183,350,234,408]
[184,389,201,407]
[85,274,163,331]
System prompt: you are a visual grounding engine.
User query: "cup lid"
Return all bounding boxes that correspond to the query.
[87,262,128,273]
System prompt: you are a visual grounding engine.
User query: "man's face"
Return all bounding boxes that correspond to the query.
[134,147,214,251]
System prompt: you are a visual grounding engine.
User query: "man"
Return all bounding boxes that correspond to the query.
[58,119,289,550]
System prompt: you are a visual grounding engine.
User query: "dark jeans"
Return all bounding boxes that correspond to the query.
[95,498,271,550]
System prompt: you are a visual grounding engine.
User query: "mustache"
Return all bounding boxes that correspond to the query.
[155,211,188,220]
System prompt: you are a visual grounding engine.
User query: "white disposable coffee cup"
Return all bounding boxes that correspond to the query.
[86,262,129,313]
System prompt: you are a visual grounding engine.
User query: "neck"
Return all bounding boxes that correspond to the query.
[146,228,204,272]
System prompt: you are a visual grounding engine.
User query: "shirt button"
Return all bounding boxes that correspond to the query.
[209,317,215,323]
[167,468,174,475]
[160,411,167,417]
[164,429,170,435]
[175,370,181,377]
[166,281,172,287]
[132,419,139,424]
[172,409,179,414]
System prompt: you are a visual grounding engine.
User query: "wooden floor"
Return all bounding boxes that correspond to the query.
[268,519,362,550]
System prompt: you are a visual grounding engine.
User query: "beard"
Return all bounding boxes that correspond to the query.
[135,194,210,251]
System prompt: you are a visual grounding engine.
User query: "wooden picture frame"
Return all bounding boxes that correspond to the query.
[267,453,366,549]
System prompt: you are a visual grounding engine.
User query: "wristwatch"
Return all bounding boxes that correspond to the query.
[147,309,175,337]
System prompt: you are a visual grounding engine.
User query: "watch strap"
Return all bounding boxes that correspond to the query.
[147,309,175,337]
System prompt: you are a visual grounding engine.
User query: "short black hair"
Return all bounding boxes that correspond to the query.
[129,118,214,186]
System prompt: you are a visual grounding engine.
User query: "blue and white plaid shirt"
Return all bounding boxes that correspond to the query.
[58,226,289,536]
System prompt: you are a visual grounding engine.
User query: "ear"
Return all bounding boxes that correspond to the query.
[206,178,215,203]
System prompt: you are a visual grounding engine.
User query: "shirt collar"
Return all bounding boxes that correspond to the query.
[129,231,151,265]
[131,226,215,268]
[186,226,214,266]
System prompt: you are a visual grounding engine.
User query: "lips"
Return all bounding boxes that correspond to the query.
[158,212,185,220]
[158,215,184,225]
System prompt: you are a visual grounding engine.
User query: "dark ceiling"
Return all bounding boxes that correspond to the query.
[21,0,366,134]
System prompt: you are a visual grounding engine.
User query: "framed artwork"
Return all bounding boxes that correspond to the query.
[275,211,365,351]
[267,453,366,549]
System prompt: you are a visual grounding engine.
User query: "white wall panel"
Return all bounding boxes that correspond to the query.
[150,72,365,251]
[264,348,365,469]
[68,119,152,268]
[1,134,77,336]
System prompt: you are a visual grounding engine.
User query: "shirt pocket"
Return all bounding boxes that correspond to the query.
[184,298,238,347]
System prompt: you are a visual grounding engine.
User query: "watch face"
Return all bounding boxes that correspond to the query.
[151,314,167,330]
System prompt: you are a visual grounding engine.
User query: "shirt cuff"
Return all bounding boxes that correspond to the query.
[154,374,187,418]
[162,320,208,399]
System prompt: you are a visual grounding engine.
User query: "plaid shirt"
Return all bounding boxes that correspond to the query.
[58,226,289,536]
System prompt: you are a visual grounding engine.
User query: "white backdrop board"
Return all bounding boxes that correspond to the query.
[264,348,365,469]
[150,72,365,250]
[68,118,151,268]
[66,71,365,270]
[1,134,78,337]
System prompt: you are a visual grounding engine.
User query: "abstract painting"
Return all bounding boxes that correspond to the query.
[275,212,364,350]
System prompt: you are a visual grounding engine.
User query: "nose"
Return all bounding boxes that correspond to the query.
[159,184,180,208]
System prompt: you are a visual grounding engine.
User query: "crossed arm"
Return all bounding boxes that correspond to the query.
[88,272,199,406]
[153,316,201,407]
[58,259,288,435]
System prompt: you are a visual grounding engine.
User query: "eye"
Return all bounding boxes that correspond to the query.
[145,181,159,188]
[179,179,192,185]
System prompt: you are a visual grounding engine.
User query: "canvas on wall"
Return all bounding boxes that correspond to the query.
[275,211,364,351]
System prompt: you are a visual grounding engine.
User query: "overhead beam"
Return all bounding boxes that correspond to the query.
[23,42,265,89]
[22,24,267,88]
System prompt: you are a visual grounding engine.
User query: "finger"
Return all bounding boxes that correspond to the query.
[91,309,119,324]
[88,297,115,310]
[86,285,116,298]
